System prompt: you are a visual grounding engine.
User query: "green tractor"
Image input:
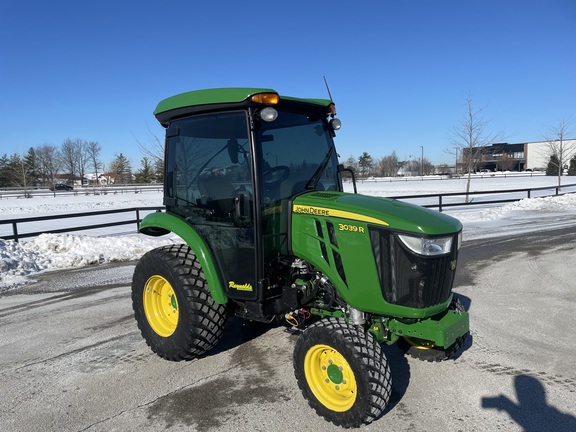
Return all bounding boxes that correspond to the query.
[131,88,469,427]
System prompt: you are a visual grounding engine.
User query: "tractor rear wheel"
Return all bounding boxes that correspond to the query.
[132,244,226,361]
[293,318,392,428]
[398,294,469,362]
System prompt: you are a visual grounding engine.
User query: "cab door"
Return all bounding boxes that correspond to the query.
[164,111,258,300]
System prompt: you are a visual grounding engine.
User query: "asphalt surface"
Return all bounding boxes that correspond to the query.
[1,227,576,432]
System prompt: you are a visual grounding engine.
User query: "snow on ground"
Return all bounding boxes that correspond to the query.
[1,175,576,291]
[0,233,175,291]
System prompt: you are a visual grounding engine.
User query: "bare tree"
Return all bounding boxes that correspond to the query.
[542,118,575,189]
[60,138,91,185]
[8,153,34,196]
[86,141,102,184]
[133,122,164,165]
[60,138,78,180]
[450,95,503,202]
[340,155,358,180]
[75,139,89,185]
[36,144,61,186]
[376,152,399,177]
[343,155,358,172]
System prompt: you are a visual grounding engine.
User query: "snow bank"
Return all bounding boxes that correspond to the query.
[452,192,576,221]
[0,233,174,292]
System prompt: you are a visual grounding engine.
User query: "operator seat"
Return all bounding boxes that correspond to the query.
[198,175,236,215]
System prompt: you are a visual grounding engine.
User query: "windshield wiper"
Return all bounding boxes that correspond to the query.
[305,144,335,190]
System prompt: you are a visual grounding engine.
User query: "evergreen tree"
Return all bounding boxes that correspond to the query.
[23,147,37,186]
[358,152,373,177]
[153,157,164,182]
[0,154,11,187]
[546,154,560,176]
[136,157,155,183]
[568,155,576,176]
[1,153,34,192]
[109,153,132,184]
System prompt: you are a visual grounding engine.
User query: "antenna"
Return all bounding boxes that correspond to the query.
[323,76,334,102]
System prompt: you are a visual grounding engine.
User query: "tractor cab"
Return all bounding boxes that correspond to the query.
[151,88,342,308]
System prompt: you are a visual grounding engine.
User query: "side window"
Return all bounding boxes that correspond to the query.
[165,112,252,223]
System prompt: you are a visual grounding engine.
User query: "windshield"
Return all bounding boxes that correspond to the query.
[257,110,341,204]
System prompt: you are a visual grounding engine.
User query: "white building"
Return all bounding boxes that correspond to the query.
[525,139,576,170]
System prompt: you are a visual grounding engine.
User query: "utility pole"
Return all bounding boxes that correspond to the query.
[455,148,458,174]
[420,146,424,176]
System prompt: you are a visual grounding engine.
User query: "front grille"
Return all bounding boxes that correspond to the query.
[369,227,457,309]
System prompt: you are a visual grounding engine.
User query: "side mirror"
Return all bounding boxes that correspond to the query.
[338,164,357,194]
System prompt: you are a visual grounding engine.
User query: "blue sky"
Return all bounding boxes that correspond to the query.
[1,0,575,170]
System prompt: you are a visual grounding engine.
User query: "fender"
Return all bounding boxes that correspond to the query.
[139,211,227,305]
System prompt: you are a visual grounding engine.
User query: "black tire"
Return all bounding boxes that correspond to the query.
[398,294,469,362]
[293,318,392,428]
[131,244,227,361]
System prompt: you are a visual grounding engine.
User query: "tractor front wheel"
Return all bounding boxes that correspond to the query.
[132,244,227,361]
[293,318,392,428]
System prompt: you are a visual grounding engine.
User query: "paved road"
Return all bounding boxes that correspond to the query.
[1,228,576,432]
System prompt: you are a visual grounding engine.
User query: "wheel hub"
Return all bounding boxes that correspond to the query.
[327,363,344,384]
[143,275,179,337]
[304,344,357,412]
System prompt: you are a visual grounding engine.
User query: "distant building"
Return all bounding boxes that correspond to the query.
[460,139,576,172]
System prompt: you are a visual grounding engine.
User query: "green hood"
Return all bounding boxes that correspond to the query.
[292,191,462,235]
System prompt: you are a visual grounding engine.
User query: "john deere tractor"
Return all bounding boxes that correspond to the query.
[132,88,469,427]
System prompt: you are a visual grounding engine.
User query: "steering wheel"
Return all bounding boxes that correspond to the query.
[263,165,290,185]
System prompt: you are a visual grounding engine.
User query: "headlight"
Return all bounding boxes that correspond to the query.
[397,234,454,256]
[260,107,278,122]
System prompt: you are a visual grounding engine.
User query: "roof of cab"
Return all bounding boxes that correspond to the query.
[153,87,332,125]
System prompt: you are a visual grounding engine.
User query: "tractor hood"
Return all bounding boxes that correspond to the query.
[292,191,462,235]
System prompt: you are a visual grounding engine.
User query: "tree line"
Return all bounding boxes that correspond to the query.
[342,151,440,178]
[0,139,163,188]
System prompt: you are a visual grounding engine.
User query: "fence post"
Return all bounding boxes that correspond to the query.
[12,222,19,243]
[439,195,443,212]
[136,209,141,232]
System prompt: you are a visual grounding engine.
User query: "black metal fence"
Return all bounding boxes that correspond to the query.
[0,185,163,200]
[390,183,576,212]
[2,183,575,242]
[1,207,163,242]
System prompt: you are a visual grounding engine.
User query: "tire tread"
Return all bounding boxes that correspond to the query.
[132,245,226,361]
[294,317,392,428]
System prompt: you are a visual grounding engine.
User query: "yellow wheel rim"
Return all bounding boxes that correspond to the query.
[304,344,357,412]
[404,337,436,350]
[143,275,179,337]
